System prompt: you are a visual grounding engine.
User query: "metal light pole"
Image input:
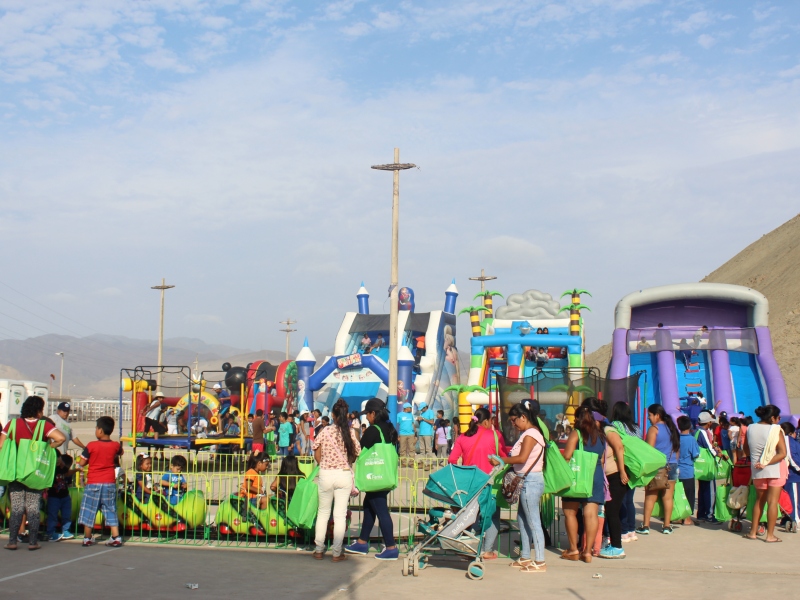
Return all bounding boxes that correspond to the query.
[371,148,416,424]
[55,352,64,398]
[279,318,297,360]
[151,278,175,389]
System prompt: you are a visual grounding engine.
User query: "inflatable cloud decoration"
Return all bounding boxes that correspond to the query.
[495,289,562,320]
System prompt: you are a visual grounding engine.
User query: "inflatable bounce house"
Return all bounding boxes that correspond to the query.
[607,283,792,423]
[460,288,591,433]
[296,281,461,423]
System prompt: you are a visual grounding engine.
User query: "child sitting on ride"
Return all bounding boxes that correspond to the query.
[240,451,270,509]
[161,455,188,506]
[269,454,304,504]
[135,453,153,503]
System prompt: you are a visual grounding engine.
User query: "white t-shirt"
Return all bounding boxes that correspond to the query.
[146,402,163,420]
[50,413,73,453]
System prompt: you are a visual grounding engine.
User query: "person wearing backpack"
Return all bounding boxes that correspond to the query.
[345,398,399,560]
[0,396,67,550]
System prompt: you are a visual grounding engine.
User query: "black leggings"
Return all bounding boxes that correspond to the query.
[605,472,627,549]
[358,491,395,547]
[8,482,44,546]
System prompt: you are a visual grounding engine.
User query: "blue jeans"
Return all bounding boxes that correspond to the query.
[480,507,503,553]
[358,491,395,547]
[697,480,714,520]
[518,471,545,562]
[620,487,636,534]
[47,495,72,537]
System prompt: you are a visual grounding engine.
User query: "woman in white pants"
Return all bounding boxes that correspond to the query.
[312,398,361,561]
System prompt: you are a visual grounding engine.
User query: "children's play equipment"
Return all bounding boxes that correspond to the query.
[607,283,791,421]
[297,281,461,423]
[215,495,293,537]
[118,490,207,532]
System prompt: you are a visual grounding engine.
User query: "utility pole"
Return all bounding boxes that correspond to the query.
[151,278,175,389]
[469,268,497,322]
[371,148,416,424]
[55,352,64,398]
[279,319,297,361]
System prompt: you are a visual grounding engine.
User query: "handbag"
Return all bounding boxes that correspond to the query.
[726,485,748,510]
[501,434,544,504]
[286,466,319,528]
[354,427,398,492]
[0,420,17,485]
[16,420,57,490]
[646,465,670,492]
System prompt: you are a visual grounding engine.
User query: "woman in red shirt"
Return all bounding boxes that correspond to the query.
[0,396,66,551]
[448,407,507,559]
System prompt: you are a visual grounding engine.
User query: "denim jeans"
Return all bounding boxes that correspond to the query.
[697,479,714,520]
[518,471,545,562]
[47,495,72,537]
[480,507,503,553]
[620,487,636,534]
[358,491,395,547]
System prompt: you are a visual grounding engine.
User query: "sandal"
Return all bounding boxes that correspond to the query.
[481,552,498,560]
[764,537,783,543]
[28,544,41,551]
[560,551,580,561]
[4,544,17,551]
[580,552,593,563]
[519,562,547,573]
[510,558,532,568]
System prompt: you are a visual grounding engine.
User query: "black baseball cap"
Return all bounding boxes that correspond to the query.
[57,402,71,412]
[360,398,386,415]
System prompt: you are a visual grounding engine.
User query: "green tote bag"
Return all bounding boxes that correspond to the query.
[559,438,598,499]
[355,428,399,492]
[714,484,732,522]
[694,448,716,481]
[0,420,17,485]
[652,481,691,521]
[543,441,573,495]
[287,466,319,529]
[613,425,667,478]
[16,420,56,490]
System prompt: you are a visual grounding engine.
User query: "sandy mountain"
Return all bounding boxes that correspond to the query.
[587,212,800,403]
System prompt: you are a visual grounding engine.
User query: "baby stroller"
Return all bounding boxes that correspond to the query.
[404,464,504,581]
[727,460,751,532]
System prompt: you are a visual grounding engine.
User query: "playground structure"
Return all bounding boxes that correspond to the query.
[607,283,792,422]
[457,288,591,431]
[296,281,461,423]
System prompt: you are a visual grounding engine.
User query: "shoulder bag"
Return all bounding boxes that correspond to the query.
[501,432,544,504]
[354,426,398,492]
[0,420,17,484]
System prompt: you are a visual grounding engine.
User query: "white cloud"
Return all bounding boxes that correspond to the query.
[697,34,716,49]
[341,21,370,37]
[673,10,712,34]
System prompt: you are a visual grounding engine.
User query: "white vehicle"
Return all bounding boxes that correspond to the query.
[0,380,50,425]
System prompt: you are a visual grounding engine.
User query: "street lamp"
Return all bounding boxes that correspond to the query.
[55,352,64,398]
[371,148,416,424]
[151,278,175,389]
[279,318,297,361]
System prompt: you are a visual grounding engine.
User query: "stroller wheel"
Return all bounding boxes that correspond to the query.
[734,522,743,532]
[467,561,484,581]
[402,557,409,576]
[789,522,798,534]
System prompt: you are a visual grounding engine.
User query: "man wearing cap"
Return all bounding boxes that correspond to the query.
[397,402,416,467]
[696,411,719,522]
[416,401,435,470]
[50,402,86,455]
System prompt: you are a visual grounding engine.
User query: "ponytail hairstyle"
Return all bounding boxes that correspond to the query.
[245,450,270,471]
[508,399,546,468]
[331,398,358,463]
[576,397,606,446]
[465,407,491,437]
[647,403,680,455]
[755,404,781,423]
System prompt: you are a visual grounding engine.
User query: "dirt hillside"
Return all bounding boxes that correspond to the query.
[587,213,800,399]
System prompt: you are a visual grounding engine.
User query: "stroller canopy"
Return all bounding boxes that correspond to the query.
[424,465,490,509]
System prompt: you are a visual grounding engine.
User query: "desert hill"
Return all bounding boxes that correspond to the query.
[587,213,800,400]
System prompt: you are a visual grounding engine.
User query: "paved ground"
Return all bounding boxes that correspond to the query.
[1,518,798,600]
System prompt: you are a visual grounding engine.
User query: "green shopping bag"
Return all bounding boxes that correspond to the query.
[715,457,732,481]
[354,428,398,492]
[543,441,573,495]
[694,448,716,481]
[614,425,667,477]
[559,438,598,499]
[745,484,768,524]
[16,420,56,490]
[286,466,319,529]
[652,482,691,521]
[627,472,655,489]
[0,420,17,485]
[715,484,732,522]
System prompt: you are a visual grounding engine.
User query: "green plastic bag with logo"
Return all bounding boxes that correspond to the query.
[287,466,319,529]
[559,438,598,499]
[0,420,17,485]
[613,425,667,478]
[652,481,691,521]
[715,484,732,522]
[745,484,768,524]
[355,428,398,492]
[715,456,732,481]
[544,441,573,495]
[694,448,717,481]
[16,420,56,490]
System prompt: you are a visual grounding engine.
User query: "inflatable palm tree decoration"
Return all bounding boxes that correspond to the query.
[559,289,591,336]
[473,291,504,319]
[459,306,490,337]
[444,384,489,432]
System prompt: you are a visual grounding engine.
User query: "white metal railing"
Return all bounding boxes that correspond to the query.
[47,399,131,422]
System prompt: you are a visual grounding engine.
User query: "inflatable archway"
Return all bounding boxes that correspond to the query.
[175,391,221,427]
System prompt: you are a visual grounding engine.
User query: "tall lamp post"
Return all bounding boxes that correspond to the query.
[55,352,64,398]
[279,318,297,361]
[151,278,175,389]
[371,148,416,424]
[469,268,497,322]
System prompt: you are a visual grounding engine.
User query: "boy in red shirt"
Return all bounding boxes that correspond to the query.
[77,416,123,547]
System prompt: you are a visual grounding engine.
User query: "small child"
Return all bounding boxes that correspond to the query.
[135,454,153,503]
[161,455,188,505]
[47,452,77,541]
[278,412,293,457]
[240,451,270,509]
[166,408,178,435]
[270,454,303,504]
[77,416,123,547]
[435,420,449,462]
[677,416,700,526]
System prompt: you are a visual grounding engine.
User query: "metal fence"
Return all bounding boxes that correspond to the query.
[47,400,132,423]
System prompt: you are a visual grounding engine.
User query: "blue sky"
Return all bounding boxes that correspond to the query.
[1,0,799,366]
